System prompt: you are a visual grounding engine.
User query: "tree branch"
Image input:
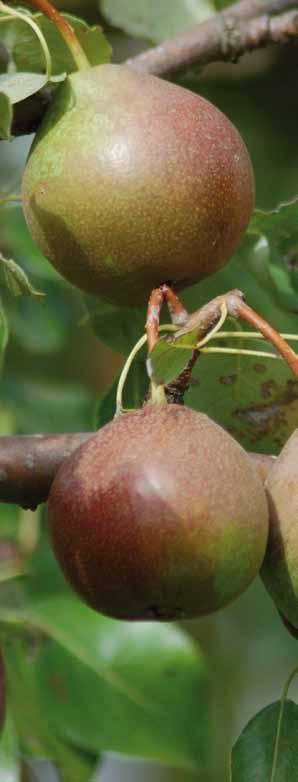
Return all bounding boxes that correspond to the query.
[126,2,298,77]
[0,432,275,509]
[0,433,91,510]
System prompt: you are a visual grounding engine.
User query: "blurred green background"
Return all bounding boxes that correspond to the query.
[0,1,298,780]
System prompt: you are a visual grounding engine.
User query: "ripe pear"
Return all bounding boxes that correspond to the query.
[48,404,268,621]
[0,650,6,735]
[22,64,254,306]
[261,430,298,628]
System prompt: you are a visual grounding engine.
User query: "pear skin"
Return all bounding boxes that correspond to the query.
[48,404,268,621]
[261,430,298,629]
[22,64,254,306]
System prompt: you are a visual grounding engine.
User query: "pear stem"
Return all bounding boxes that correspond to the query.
[10,0,90,71]
[146,285,189,352]
[146,287,165,353]
[145,285,190,406]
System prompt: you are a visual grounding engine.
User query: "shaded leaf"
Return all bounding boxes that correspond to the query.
[101,0,214,43]
[177,203,298,454]
[0,91,12,139]
[96,360,148,427]
[85,294,146,356]
[249,199,298,311]
[0,207,62,284]
[232,699,298,781]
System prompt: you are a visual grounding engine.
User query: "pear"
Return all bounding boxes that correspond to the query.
[22,64,254,306]
[261,430,298,628]
[48,404,268,621]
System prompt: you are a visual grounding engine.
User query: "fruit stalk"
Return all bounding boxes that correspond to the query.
[146,286,189,352]
[146,287,165,353]
[10,0,90,70]
[163,287,189,327]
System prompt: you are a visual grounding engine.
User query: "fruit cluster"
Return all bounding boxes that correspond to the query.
[19,3,298,630]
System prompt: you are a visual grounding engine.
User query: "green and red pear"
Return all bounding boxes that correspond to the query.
[48,404,268,621]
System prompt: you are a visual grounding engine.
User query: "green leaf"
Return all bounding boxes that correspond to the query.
[0,92,12,139]
[0,14,111,76]
[249,199,298,311]
[0,207,61,285]
[0,72,47,103]
[176,203,298,455]
[0,711,20,782]
[3,638,96,782]
[0,252,45,298]
[4,591,210,773]
[85,295,146,356]
[231,700,298,781]
[150,337,192,386]
[101,0,214,43]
